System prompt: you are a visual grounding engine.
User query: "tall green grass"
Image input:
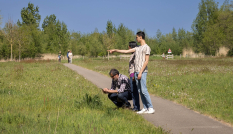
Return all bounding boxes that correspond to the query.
[0,60,166,133]
[72,57,233,125]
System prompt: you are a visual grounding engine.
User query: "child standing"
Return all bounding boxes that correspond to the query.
[128,41,140,111]
[58,51,62,62]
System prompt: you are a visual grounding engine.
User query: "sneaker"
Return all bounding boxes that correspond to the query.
[132,108,138,112]
[145,108,155,114]
[136,108,148,114]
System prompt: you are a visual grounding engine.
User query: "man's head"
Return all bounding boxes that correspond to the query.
[128,41,138,49]
[109,69,119,81]
[136,31,145,43]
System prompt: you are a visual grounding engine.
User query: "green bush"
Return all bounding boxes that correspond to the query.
[75,93,102,109]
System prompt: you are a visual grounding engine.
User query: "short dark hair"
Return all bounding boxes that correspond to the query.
[109,69,119,76]
[129,41,138,48]
[136,31,145,40]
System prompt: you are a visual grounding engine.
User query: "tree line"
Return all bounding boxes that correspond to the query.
[0,3,69,60]
[0,0,233,60]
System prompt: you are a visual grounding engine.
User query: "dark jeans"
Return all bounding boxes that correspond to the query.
[108,91,130,107]
[130,77,140,110]
[68,57,69,63]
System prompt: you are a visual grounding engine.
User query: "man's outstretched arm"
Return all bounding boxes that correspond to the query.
[108,49,135,54]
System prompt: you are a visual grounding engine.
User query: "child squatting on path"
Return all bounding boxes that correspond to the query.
[108,31,155,114]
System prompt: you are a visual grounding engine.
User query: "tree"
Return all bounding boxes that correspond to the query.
[146,37,157,55]
[165,33,180,55]
[202,24,223,55]
[42,14,56,29]
[156,29,162,41]
[15,25,28,61]
[17,2,41,27]
[192,0,219,53]
[192,0,208,44]
[42,14,70,54]
[16,2,42,58]
[89,32,103,57]
[102,32,115,60]
[116,23,127,49]
[202,5,233,54]
[3,19,17,61]
[42,15,57,52]
[70,31,81,55]
[78,42,87,58]
[172,27,177,41]
[220,0,230,11]
[104,21,118,59]
[155,29,163,53]
[106,20,116,38]
[193,0,233,55]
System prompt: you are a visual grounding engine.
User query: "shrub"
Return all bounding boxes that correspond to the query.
[75,93,102,109]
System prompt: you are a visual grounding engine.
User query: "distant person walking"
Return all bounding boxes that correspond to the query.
[162,53,165,59]
[58,51,62,62]
[108,31,155,114]
[67,50,70,63]
[128,41,140,111]
[69,51,73,63]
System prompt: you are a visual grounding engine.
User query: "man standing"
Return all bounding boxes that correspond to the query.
[103,69,131,108]
[108,31,155,114]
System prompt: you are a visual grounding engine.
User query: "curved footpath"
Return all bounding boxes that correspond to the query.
[64,63,233,134]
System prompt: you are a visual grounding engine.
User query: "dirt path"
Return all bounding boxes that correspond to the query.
[64,63,233,134]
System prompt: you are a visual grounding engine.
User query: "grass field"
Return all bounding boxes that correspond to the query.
[0,60,167,133]
[72,56,233,125]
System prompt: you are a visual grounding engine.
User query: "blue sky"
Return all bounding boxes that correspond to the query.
[0,0,226,37]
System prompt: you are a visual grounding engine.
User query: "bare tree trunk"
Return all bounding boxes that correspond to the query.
[108,51,109,60]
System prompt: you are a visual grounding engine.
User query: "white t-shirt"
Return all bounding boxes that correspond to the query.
[132,44,151,72]
[68,52,73,58]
